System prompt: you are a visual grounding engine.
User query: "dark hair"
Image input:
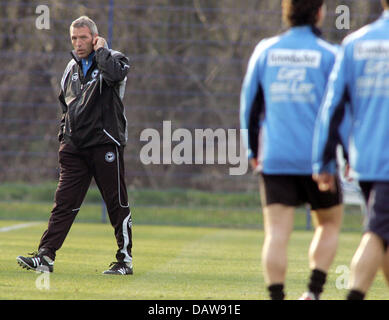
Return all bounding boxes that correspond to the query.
[283,0,324,27]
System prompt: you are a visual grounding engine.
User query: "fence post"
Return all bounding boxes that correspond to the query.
[107,0,114,48]
[306,204,312,230]
[101,201,107,223]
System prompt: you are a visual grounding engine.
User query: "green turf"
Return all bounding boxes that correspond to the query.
[0,200,365,232]
[0,182,366,231]
[0,182,261,207]
[0,221,387,300]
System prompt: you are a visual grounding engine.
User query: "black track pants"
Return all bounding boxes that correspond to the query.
[38,142,132,263]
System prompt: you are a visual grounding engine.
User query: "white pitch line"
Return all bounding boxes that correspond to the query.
[0,222,41,232]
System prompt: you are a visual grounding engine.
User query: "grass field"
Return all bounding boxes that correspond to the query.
[0,184,386,300]
[1,220,388,300]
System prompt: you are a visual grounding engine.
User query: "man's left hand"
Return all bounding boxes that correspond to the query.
[250,158,258,171]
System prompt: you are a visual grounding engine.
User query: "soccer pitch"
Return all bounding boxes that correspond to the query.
[0,220,387,300]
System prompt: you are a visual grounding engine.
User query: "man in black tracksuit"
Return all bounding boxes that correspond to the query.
[17,16,133,275]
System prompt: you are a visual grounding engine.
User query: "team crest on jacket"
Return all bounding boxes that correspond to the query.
[91,69,99,79]
[105,152,115,163]
[72,73,79,81]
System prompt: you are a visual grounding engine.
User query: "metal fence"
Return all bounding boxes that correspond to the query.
[0,0,384,192]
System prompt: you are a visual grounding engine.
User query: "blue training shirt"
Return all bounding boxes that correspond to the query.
[240,26,338,175]
[81,51,95,77]
[313,11,389,181]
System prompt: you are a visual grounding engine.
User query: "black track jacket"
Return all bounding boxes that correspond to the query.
[58,46,130,149]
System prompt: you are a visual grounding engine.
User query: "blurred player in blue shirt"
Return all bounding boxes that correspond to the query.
[240,0,343,300]
[313,0,389,300]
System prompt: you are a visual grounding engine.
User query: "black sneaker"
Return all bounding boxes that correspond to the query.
[16,251,54,273]
[102,262,133,275]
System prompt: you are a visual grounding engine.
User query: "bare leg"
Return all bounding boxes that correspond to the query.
[309,204,343,272]
[262,204,295,285]
[349,232,385,294]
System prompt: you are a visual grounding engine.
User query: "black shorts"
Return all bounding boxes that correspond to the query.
[259,174,342,210]
[359,181,389,247]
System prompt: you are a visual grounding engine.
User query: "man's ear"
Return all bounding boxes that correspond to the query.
[92,34,99,46]
[316,4,326,27]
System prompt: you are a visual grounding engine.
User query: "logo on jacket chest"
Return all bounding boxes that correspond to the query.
[91,69,99,79]
[83,69,99,88]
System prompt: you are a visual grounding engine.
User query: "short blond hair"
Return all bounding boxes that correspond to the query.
[70,16,98,36]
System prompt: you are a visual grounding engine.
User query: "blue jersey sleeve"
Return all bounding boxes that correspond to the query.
[313,45,349,174]
[240,43,265,160]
